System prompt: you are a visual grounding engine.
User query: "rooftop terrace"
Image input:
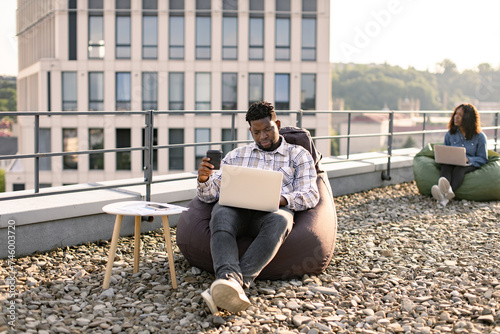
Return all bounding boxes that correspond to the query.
[1,181,499,333]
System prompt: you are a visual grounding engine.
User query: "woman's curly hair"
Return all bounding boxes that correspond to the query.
[448,103,482,140]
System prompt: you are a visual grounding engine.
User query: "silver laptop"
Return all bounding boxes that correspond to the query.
[434,145,470,166]
[219,164,283,212]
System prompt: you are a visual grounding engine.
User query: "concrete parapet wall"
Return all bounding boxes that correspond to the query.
[0,149,419,258]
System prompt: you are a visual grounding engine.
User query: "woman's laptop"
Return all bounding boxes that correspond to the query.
[434,145,470,166]
[219,165,283,212]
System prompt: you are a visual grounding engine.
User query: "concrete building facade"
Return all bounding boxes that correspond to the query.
[8,0,331,191]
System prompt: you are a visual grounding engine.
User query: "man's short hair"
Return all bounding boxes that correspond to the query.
[246,101,277,125]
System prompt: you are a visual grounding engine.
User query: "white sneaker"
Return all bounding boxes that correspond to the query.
[432,185,449,207]
[438,177,455,200]
[201,289,218,314]
[210,278,251,313]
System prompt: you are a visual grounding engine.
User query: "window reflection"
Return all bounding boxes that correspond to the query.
[169,16,184,59]
[249,17,264,60]
[62,72,77,111]
[116,72,131,111]
[301,74,316,110]
[222,17,237,60]
[63,128,78,170]
[275,74,290,110]
[275,18,290,60]
[196,16,211,59]
[195,73,211,110]
[222,73,237,110]
[89,72,104,111]
[249,73,263,105]
[169,73,184,110]
[116,16,131,59]
[143,16,158,59]
[142,72,158,110]
[302,18,316,61]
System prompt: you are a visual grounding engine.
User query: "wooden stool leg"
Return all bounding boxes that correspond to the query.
[162,216,178,289]
[103,215,123,289]
[133,216,141,274]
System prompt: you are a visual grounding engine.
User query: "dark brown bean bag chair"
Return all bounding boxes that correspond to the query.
[176,127,338,280]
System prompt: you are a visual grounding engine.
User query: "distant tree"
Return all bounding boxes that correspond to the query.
[0,169,5,192]
[402,136,416,148]
[0,78,17,111]
[329,129,339,156]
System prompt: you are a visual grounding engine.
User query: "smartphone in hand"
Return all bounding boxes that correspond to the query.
[206,149,223,170]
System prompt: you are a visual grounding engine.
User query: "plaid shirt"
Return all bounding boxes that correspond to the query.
[197,136,319,211]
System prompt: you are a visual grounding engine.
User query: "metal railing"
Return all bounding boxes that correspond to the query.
[0,109,498,201]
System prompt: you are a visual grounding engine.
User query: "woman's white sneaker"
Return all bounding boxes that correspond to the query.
[438,177,455,200]
[432,185,449,206]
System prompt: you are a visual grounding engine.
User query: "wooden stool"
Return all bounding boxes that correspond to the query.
[102,201,186,290]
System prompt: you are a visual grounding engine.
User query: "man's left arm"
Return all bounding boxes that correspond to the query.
[281,148,320,211]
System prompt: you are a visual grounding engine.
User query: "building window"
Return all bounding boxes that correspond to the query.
[302,0,317,12]
[301,74,316,110]
[222,73,237,110]
[222,16,237,60]
[62,72,77,111]
[276,0,290,11]
[302,18,316,61]
[143,0,157,10]
[248,73,263,105]
[196,16,211,59]
[195,73,211,110]
[13,184,25,191]
[250,0,264,11]
[302,0,317,60]
[195,128,210,169]
[89,128,104,170]
[169,72,184,110]
[275,73,290,110]
[222,128,237,156]
[142,16,158,59]
[275,17,290,60]
[39,128,51,171]
[249,17,264,60]
[222,0,238,60]
[88,15,104,58]
[68,0,77,60]
[169,128,184,170]
[116,128,131,170]
[63,128,78,170]
[169,0,184,59]
[142,72,158,110]
[116,72,131,111]
[116,16,131,59]
[142,128,158,171]
[169,16,185,59]
[196,0,211,59]
[89,72,104,111]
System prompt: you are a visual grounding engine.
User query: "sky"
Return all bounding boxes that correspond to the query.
[1,0,500,76]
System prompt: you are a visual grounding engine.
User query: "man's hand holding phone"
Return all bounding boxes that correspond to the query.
[198,149,223,183]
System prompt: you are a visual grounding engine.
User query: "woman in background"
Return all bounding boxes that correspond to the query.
[431,103,488,206]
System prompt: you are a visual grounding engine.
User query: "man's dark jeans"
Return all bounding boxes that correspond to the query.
[209,203,294,288]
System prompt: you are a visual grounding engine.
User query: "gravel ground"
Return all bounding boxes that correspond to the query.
[1,181,500,334]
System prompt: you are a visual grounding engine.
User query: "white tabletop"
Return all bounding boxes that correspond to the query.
[102,201,188,216]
